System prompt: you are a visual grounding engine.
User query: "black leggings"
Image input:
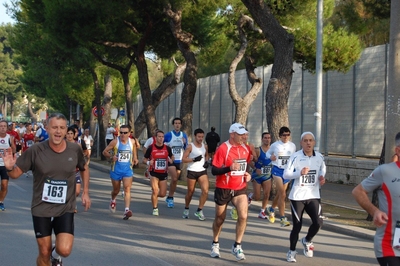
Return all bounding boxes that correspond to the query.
[377,257,400,266]
[289,199,323,251]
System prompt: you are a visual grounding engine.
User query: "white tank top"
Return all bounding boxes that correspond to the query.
[0,134,11,166]
[187,142,206,172]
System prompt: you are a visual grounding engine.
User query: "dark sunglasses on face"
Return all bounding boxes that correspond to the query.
[282,133,290,137]
[120,131,129,135]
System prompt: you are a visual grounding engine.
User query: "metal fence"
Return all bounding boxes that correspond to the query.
[134,44,388,158]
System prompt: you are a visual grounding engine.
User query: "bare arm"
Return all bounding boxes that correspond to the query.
[80,164,91,211]
[102,139,117,161]
[182,144,193,163]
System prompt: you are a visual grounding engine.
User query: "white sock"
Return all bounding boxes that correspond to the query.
[52,247,61,259]
[125,207,129,212]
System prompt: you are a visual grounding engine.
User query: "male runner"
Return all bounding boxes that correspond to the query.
[181,128,209,220]
[210,123,251,261]
[164,117,188,208]
[2,113,91,266]
[284,132,326,262]
[103,124,139,220]
[142,130,174,216]
[265,126,296,226]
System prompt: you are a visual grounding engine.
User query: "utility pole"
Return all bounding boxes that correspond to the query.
[314,0,323,151]
[385,1,400,163]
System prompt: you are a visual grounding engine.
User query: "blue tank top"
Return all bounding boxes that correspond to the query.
[39,128,48,142]
[111,137,133,173]
[253,146,272,178]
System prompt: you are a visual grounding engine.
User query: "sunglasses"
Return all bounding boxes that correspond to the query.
[120,131,129,135]
[282,133,291,137]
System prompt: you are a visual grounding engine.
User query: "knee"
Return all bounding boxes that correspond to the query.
[152,187,159,196]
[202,188,209,196]
[57,246,72,258]
[158,191,166,197]
[1,183,7,191]
[214,215,225,226]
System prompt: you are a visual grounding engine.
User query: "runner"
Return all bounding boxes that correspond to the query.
[82,128,93,165]
[284,132,326,262]
[0,120,16,211]
[1,113,91,266]
[210,123,251,261]
[352,132,400,266]
[22,122,35,153]
[142,130,174,216]
[102,125,139,220]
[249,132,273,219]
[164,117,188,208]
[205,126,220,162]
[181,128,209,220]
[265,126,296,226]
[35,121,49,143]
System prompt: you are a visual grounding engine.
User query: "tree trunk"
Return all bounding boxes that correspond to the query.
[27,102,36,122]
[242,0,295,142]
[134,62,186,138]
[229,14,263,125]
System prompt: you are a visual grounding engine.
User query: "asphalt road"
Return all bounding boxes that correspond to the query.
[1,168,378,266]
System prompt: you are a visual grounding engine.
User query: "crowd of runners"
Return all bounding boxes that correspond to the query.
[1,114,399,266]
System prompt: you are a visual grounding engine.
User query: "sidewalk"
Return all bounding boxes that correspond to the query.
[90,160,375,241]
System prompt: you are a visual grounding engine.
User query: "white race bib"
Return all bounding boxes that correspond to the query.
[26,140,34,147]
[231,159,247,176]
[299,170,317,187]
[118,150,131,163]
[155,159,167,170]
[261,165,272,176]
[393,221,400,249]
[278,153,290,168]
[42,179,67,204]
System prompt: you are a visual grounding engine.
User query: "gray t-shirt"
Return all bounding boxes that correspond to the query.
[361,162,400,258]
[17,140,86,217]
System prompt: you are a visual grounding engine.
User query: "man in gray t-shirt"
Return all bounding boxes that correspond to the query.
[353,132,400,266]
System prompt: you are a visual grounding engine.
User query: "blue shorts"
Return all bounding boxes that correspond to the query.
[271,166,290,185]
[251,172,272,184]
[110,169,133,181]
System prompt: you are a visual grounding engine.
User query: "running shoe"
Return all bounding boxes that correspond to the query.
[247,192,253,206]
[210,242,220,258]
[144,170,149,179]
[109,200,116,213]
[165,197,174,208]
[0,202,5,211]
[51,246,63,266]
[51,256,63,266]
[231,244,246,261]
[301,237,314,258]
[286,250,297,262]
[123,210,132,220]
[194,210,205,221]
[152,208,159,216]
[182,209,189,219]
[266,207,275,223]
[280,217,290,227]
[258,210,267,219]
[230,207,238,220]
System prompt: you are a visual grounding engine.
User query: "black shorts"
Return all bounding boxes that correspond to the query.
[214,187,247,206]
[16,144,22,152]
[0,166,9,180]
[150,171,168,181]
[377,257,400,266]
[168,162,182,171]
[32,212,74,238]
[187,170,208,180]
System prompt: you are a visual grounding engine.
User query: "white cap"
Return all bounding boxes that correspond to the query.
[301,131,315,140]
[37,123,43,128]
[229,123,248,134]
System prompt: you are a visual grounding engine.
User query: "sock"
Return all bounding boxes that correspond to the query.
[212,241,219,244]
[167,196,173,200]
[52,247,61,259]
[234,242,241,247]
[185,207,189,210]
[196,208,202,212]
[111,199,115,202]
[153,207,158,209]
[125,207,129,212]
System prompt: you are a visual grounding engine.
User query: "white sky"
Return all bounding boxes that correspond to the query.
[0,0,14,24]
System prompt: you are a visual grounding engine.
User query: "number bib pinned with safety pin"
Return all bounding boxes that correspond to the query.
[42,179,67,204]
[299,169,317,187]
[230,159,247,176]
[118,150,131,163]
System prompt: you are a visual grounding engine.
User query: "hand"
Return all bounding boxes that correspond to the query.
[244,172,251,182]
[133,158,139,165]
[193,155,203,162]
[230,161,240,171]
[270,154,276,161]
[319,175,325,185]
[301,167,310,175]
[0,148,17,170]
[256,169,261,176]
[203,161,209,169]
[373,209,388,227]
[81,192,91,211]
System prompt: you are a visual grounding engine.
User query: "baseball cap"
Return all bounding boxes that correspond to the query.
[229,123,248,134]
[7,122,12,126]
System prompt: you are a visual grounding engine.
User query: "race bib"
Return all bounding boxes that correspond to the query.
[42,179,67,204]
[261,165,272,176]
[300,170,317,187]
[231,159,247,176]
[171,146,183,157]
[278,153,290,167]
[155,159,167,171]
[393,221,400,249]
[118,150,131,163]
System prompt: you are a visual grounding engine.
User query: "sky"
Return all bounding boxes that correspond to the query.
[0,0,14,24]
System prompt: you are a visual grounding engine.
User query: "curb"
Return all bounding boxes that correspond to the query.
[90,161,375,241]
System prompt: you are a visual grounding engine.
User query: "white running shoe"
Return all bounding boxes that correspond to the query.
[258,210,267,219]
[182,209,189,219]
[194,210,205,221]
[109,200,116,213]
[152,208,159,216]
[247,192,253,206]
[286,250,297,262]
[301,237,314,258]
[210,243,220,258]
[231,244,246,261]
